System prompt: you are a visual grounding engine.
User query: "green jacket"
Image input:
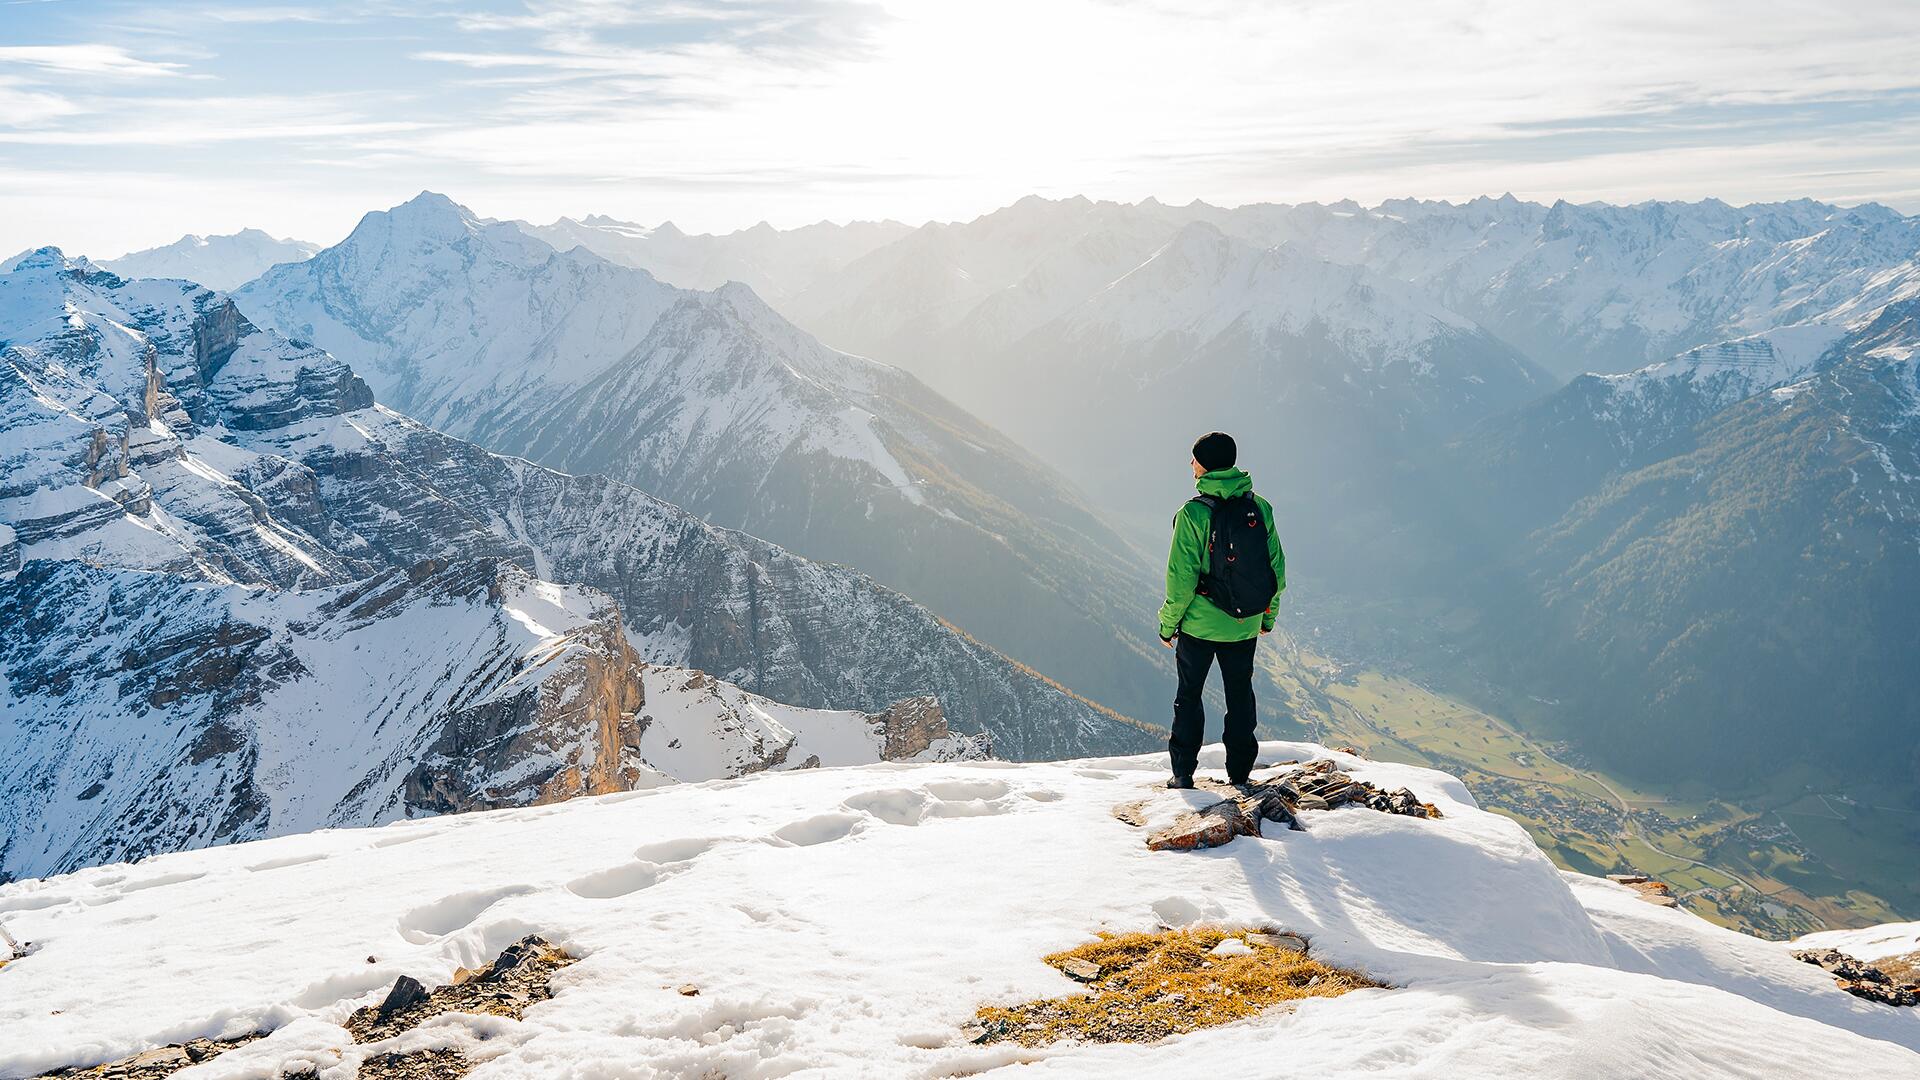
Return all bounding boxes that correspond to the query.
[1157,468,1286,642]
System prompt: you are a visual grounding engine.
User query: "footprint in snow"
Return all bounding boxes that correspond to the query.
[842,778,1051,827]
[842,788,933,826]
[118,870,207,893]
[923,779,1012,801]
[770,812,864,847]
[397,884,538,943]
[246,852,328,872]
[566,862,664,900]
[632,836,727,864]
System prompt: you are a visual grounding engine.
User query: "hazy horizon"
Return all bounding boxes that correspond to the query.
[7,1,1920,255]
[13,185,1918,265]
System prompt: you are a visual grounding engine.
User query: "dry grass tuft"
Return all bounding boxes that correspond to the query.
[972,927,1384,1046]
[1877,951,1920,985]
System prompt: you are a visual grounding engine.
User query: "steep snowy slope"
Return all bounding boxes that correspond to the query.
[0,251,1153,761]
[236,194,1174,731]
[518,213,910,300]
[101,229,319,291]
[1,743,1913,1078]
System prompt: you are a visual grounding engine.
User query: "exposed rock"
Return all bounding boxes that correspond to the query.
[677,984,701,997]
[358,1049,471,1080]
[347,935,576,1044]
[1060,958,1102,982]
[1608,873,1651,885]
[1145,798,1261,852]
[1247,931,1309,954]
[376,976,428,1018]
[1143,760,1439,852]
[1793,947,1920,1007]
[872,697,981,761]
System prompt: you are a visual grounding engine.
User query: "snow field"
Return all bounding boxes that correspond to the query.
[0,743,1915,1078]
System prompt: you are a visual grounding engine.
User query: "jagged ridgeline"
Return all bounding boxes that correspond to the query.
[234,194,1174,729]
[0,250,1153,880]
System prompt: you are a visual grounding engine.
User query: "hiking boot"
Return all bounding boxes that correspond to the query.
[1166,774,1195,790]
[1227,774,1252,788]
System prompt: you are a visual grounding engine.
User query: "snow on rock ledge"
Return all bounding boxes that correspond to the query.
[0,742,1913,1078]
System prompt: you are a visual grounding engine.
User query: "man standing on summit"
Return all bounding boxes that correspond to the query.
[1158,432,1286,789]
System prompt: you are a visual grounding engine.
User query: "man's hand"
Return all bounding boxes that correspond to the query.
[1260,627,1272,636]
[1161,634,1177,649]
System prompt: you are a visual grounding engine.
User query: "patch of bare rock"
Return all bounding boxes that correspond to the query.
[1133,758,1442,852]
[1793,947,1920,1007]
[1607,873,1681,908]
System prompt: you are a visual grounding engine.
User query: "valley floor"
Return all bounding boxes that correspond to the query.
[1262,638,1917,938]
[2,744,1916,1078]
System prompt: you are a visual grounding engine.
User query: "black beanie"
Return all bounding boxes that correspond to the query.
[1192,431,1236,472]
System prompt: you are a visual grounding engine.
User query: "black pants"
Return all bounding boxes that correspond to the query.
[1170,635,1259,781]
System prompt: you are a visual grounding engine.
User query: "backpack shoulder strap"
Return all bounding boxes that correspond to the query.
[1177,494,1219,525]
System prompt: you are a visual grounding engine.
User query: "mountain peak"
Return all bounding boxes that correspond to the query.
[7,245,78,274]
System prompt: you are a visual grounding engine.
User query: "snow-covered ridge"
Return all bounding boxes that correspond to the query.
[101,229,319,291]
[0,743,1913,1078]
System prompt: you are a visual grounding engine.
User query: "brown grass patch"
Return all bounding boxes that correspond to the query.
[971,927,1384,1046]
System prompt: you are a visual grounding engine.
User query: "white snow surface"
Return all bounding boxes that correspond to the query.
[1796,921,1920,963]
[2,742,1914,1079]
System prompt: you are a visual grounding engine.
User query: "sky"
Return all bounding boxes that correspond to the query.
[5,0,1920,257]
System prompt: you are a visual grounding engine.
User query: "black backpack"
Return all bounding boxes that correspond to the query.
[1189,493,1278,619]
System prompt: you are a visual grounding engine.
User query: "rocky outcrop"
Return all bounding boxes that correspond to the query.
[1135,760,1440,853]
[1794,948,1920,1007]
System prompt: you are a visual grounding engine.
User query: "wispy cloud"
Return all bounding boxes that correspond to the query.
[0,43,192,78]
[4,0,1920,256]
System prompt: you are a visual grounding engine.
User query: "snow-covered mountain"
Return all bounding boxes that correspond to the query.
[517,213,911,301]
[0,249,1151,874]
[0,556,986,881]
[98,228,318,291]
[3,743,1915,1078]
[235,194,1175,730]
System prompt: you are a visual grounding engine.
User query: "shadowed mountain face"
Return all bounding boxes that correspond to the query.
[1434,300,1920,794]
[236,193,1175,729]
